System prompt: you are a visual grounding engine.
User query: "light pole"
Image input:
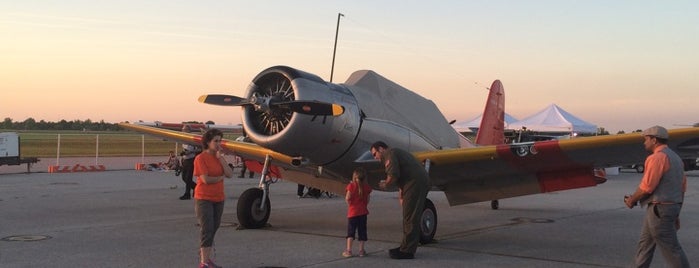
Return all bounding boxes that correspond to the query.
[330,13,344,82]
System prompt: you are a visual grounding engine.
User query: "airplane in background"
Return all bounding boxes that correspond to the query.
[120,65,699,243]
[134,121,242,133]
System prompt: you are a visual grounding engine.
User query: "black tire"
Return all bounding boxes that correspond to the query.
[236,188,271,229]
[307,188,322,198]
[491,200,500,210]
[683,159,696,171]
[635,165,644,173]
[419,198,438,244]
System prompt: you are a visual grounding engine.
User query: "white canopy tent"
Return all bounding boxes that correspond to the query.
[508,104,598,134]
[452,113,518,133]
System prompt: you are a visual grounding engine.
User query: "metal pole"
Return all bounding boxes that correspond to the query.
[56,134,61,166]
[95,134,99,165]
[141,135,145,165]
[329,12,344,82]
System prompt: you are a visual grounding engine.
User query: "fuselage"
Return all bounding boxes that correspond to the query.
[241,66,461,181]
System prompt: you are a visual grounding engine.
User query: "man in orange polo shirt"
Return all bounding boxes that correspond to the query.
[624,126,689,267]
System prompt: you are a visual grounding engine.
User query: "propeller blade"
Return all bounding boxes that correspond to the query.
[276,101,345,116]
[199,94,344,116]
[198,94,249,106]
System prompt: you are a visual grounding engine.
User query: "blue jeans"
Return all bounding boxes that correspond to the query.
[634,203,689,268]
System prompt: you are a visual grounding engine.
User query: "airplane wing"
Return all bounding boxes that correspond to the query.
[119,122,296,165]
[118,122,350,193]
[416,128,699,206]
[121,122,699,206]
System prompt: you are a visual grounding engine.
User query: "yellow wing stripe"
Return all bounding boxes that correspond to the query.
[219,141,296,165]
[412,128,699,166]
[118,123,296,165]
[414,146,499,165]
[558,128,699,151]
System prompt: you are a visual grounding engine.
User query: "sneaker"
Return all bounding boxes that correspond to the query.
[342,250,353,258]
[358,250,367,257]
[179,194,191,200]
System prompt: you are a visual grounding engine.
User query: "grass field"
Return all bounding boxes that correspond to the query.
[14,131,239,157]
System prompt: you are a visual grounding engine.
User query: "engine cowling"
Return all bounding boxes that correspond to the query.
[241,66,361,166]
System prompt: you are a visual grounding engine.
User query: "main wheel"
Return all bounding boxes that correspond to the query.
[237,188,271,229]
[419,198,438,244]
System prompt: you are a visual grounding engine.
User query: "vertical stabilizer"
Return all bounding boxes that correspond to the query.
[475,80,505,145]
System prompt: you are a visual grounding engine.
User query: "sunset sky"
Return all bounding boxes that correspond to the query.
[2,1,698,133]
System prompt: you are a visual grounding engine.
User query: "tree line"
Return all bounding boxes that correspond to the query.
[2,117,122,131]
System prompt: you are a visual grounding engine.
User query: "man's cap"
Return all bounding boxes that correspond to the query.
[642,125,669,139]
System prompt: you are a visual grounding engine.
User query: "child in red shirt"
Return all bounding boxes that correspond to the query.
[343,167,372,257]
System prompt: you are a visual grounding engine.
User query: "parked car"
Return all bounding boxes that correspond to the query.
[620,164,644,173]
[622,158,697,173]
[683,158,699,171]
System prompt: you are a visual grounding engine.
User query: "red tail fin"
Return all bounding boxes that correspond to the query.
[475,80,505,145]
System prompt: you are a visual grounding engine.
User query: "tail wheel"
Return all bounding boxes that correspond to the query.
[491,200,500,210]
[635,165,644,173]
[682,159,696,171]
[236,188,271,229]
[419,198,438,244]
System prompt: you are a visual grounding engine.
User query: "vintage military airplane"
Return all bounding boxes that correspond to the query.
[120,65,699,243]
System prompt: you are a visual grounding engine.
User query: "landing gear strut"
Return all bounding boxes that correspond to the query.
[236,155,273,229]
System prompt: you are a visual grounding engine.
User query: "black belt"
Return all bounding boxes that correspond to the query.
[650,202,682,205]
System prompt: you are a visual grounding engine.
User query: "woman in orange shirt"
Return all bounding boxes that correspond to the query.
[193,129,234,268]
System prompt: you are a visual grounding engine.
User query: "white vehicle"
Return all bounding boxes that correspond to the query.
[0,132,39,167]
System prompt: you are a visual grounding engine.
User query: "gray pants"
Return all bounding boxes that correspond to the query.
[634,203,689,268]
[195,199,224,248]
[399,179,428,254]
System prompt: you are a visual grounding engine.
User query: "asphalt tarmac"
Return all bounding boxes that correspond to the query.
[1,169,697,268]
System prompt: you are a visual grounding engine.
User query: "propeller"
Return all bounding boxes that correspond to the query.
[198,93,344,117]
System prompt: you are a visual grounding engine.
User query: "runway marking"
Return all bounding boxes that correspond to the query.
[49,182,79,185]
[436,217,555,241]
[424,208,634,268]
[2,235,52,242]
[425,244,623,268]
[254,218,621,268]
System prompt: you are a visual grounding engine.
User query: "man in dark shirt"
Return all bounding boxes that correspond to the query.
[372,141,429,259]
